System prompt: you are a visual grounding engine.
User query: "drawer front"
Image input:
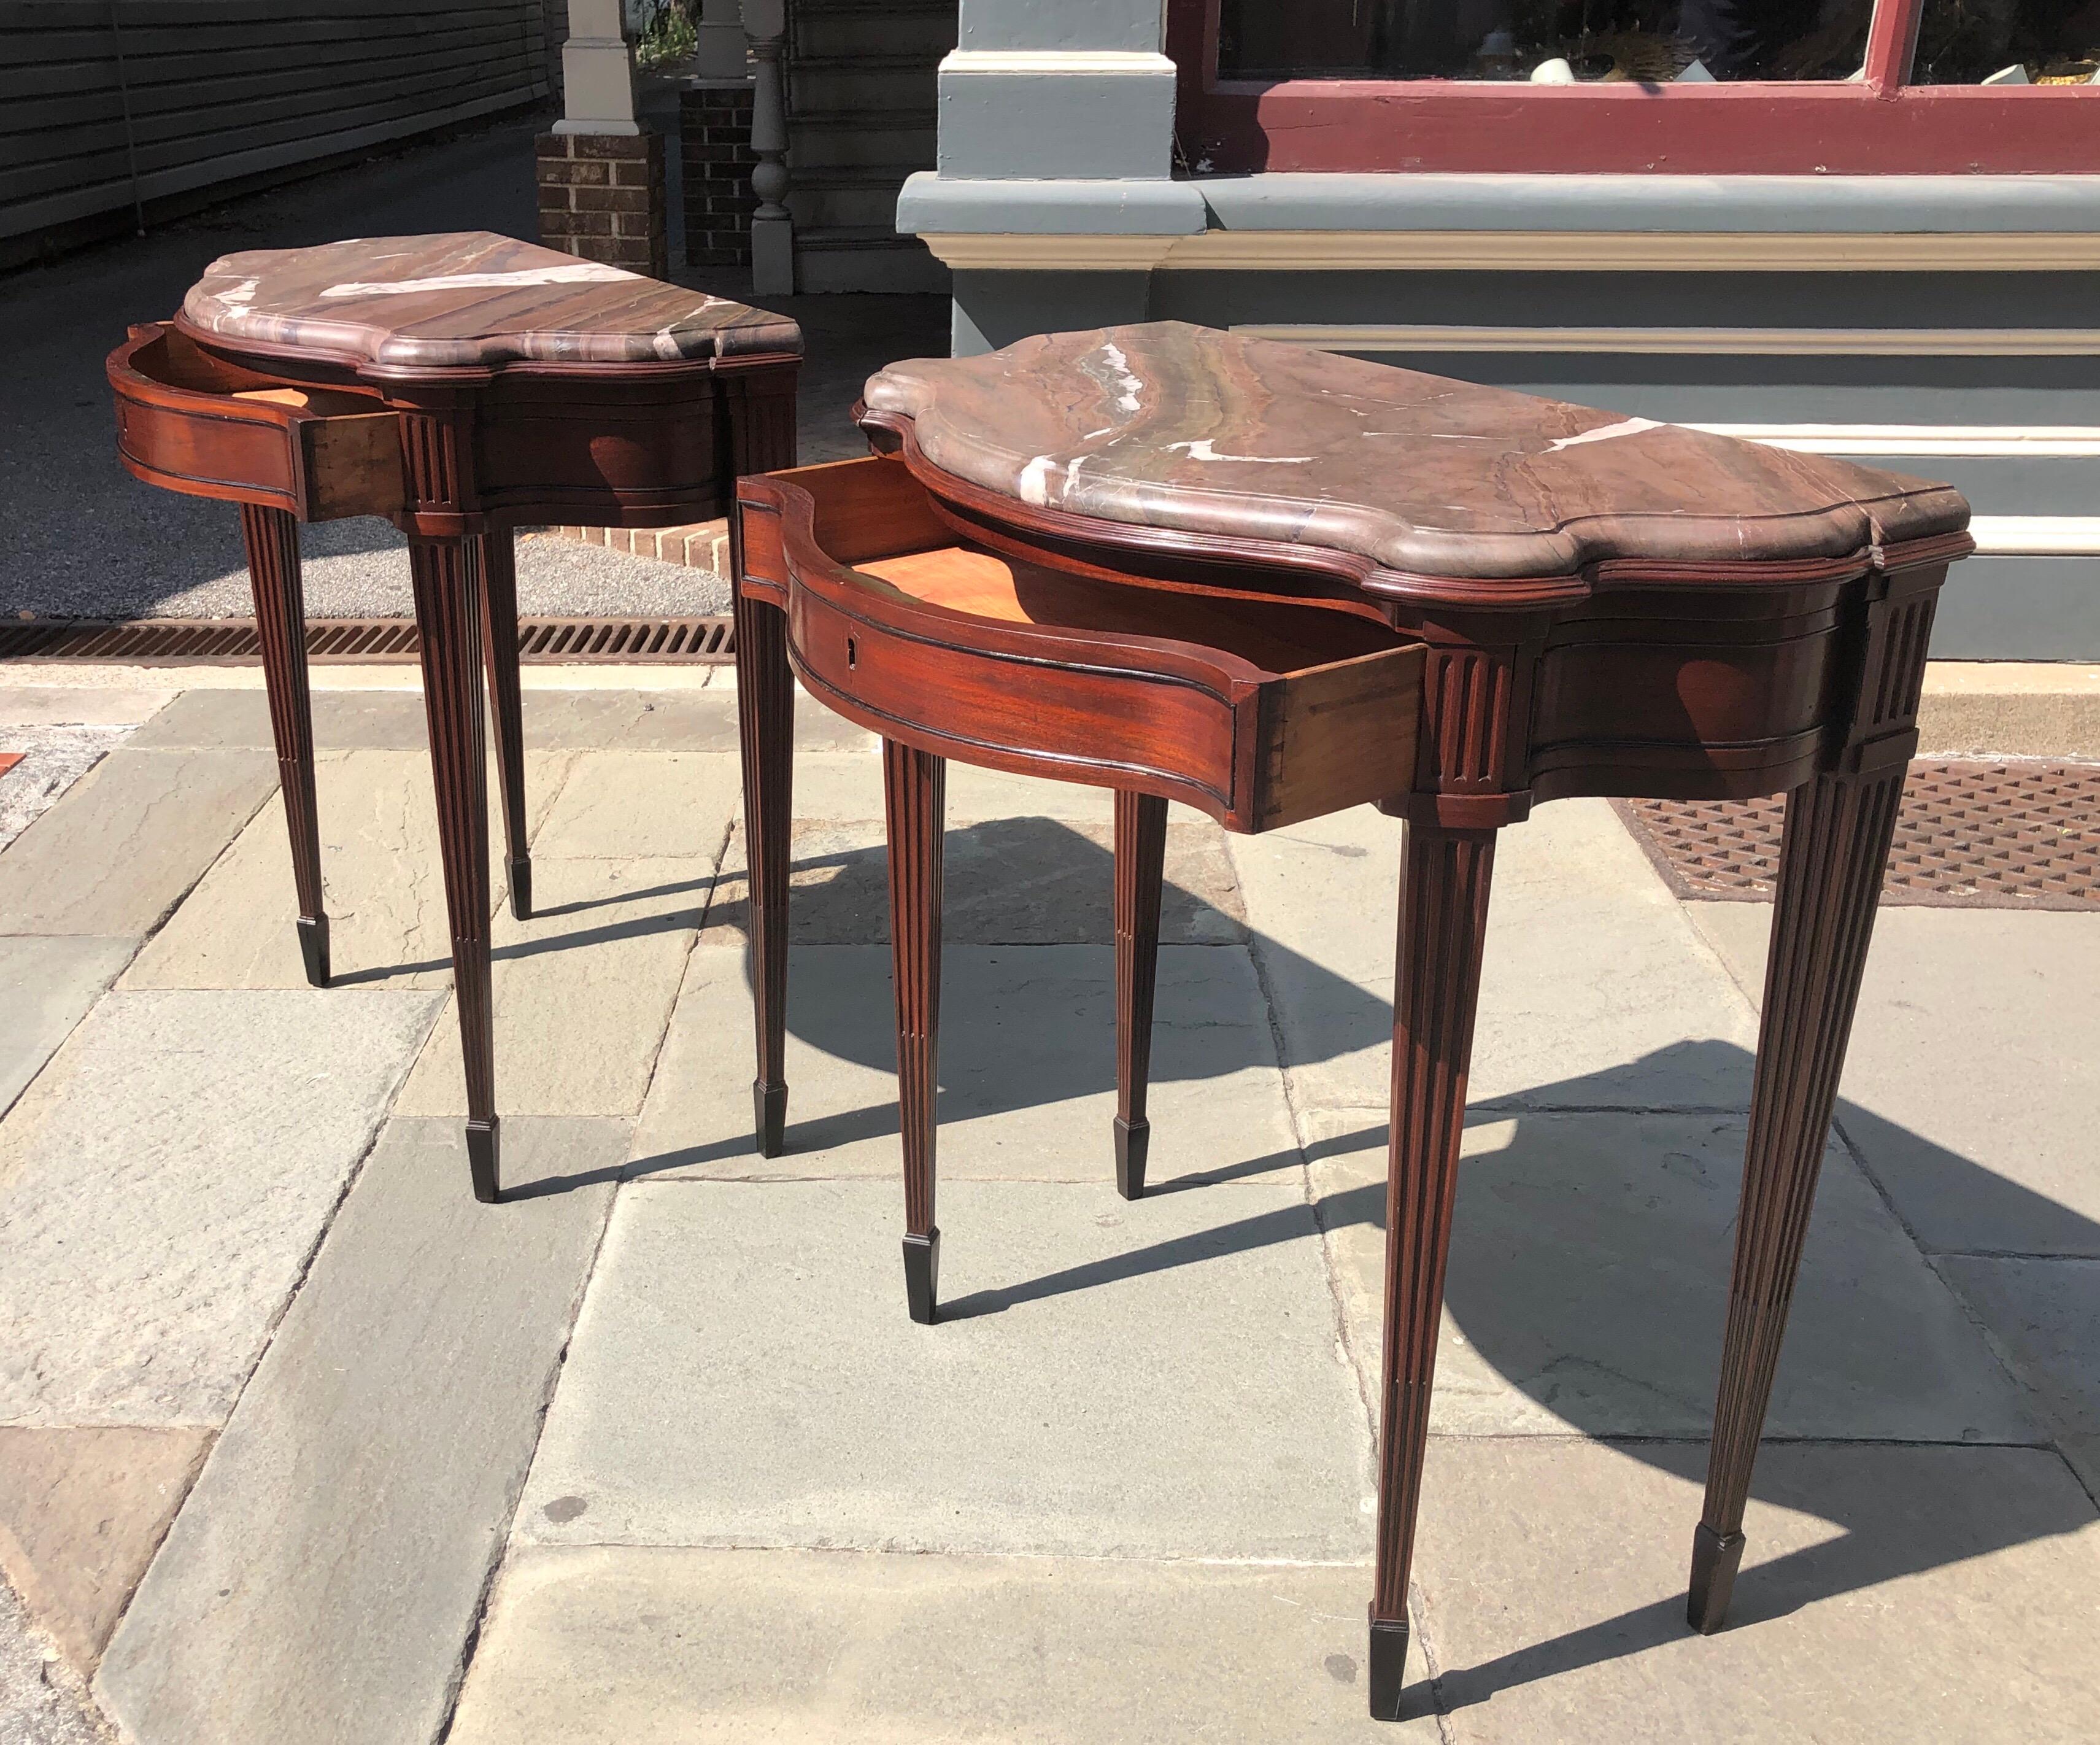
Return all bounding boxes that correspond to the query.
[108,327,401,521]
[741,466,1426,833]
[114,388,304,512]
[788,559,1249,819]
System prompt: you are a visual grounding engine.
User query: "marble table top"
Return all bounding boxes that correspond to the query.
[861,323,1970,582]
[180,232,801,371]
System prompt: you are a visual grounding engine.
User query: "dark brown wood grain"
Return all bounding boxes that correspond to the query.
[477,528,530,922]
[744,322,1968,1722]
[740,461,1425,832]
[1113,790,1167,1202]
[886,738,946,1326]
[239,502,328,988]
[115,247,801,1199]
[735,577,794,1160]
[407,531,498,1202]
[1372,821,1497,1722]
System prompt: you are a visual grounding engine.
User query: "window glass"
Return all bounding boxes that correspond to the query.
[1218,0,1873,81]
[1907,0,2099,82]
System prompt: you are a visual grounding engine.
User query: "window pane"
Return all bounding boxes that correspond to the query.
[1907,0,2100,82]
[1218,0,1874,81]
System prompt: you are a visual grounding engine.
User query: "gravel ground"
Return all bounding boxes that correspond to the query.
[0,727,129,851]
[0,1579,110,1745]
[0,114,946,624]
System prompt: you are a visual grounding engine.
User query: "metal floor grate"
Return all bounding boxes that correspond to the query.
[0,616,735,665]
[1619,760,2100,910]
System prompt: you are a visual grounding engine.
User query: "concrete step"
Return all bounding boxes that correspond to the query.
[788,56,936,115]
[787,166,909,233]
[792,10,955,61]
[787,110,936,172]
[793,226,949,293]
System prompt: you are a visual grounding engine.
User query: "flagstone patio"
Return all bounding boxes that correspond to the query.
[1,671,2096,1744]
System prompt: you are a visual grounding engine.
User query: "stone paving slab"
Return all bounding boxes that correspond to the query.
[0,1426,208,1675]
[531,751,741,860]
[450,1546,1428,1745]
[1410,1439,2100,1742]
[118,686,873,757]
[517,691,873,755]
[96,1118,625,1745]
[0,1576,110,1745]
[1689,903,2100,1256]
[0,688,168,728]
[122,750,577,991]
[784,751,1117,824]
[126,687,428,752]
[698,815,1246,948]
[0,988,441,1425]
[1231,800,1759,1112]
[0,726,134,854]
[517,1178,1370,1561]
[0,748,277,937]
[393,856,709,1118]
[1939,1256,2100,1493]
[631,945,1302,1192]
[0,937,134,1117]
[1307,1109,2036,1443]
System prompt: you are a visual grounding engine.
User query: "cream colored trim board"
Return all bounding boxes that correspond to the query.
[1692,424,2100,458]
[919,229,2100,273]
[1239,322,2100,355]
[1967,516,2100,555]
[924,233,1184,270]
[936,50,1176,75]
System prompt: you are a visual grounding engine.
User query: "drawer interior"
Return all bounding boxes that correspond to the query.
[125,327,384,414]
[854,543,1411,677]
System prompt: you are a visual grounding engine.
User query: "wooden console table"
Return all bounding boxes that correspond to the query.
[109,232,799,1199]
[733,323,1971,1719]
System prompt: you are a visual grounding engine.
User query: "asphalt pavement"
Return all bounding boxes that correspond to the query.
[0,114,946,622]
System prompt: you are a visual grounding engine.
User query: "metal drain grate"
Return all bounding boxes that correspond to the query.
[1619,760,2100,910]
[0,616,734,665]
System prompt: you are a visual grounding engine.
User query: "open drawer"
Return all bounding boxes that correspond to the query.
[738,455,1426,832]
[108,323,403,522]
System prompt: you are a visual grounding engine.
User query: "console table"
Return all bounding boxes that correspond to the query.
[109,232,800,1199]
[732,323,1971,1719]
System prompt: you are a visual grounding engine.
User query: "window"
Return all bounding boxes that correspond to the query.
[1172,0,2100,172]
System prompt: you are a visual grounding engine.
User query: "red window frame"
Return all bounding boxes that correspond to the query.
[1168,0,2100,175]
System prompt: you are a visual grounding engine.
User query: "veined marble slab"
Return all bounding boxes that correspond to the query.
[182,232,801,370]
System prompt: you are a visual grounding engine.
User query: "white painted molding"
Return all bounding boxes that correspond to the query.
[1236,323,2100,356]
[937,50,1178,75]
[1967,517,2100,556]
[917,229,2100,273]
[1689,425,2100,458]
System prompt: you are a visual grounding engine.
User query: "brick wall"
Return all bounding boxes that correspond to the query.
[679,83,756,270]
[535,131,667,279]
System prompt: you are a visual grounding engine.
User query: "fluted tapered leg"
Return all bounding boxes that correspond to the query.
[1689,767,1907,1631]
[1113,789,1168,1199]
[240,504,328,986]
[885,739,945,1324]
[477,528,531,921]
[735,587,793,1156]
[1370,824,1498,1720]
[409,535,499,1202]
